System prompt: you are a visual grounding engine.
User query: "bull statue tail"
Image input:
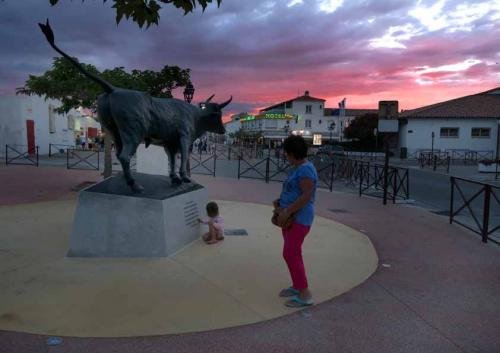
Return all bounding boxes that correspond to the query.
[39,19,115,94]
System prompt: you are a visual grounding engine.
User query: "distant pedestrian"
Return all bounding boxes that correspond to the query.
[75,135,81,148]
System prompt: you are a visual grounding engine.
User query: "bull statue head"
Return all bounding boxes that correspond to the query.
[199,95,232,134]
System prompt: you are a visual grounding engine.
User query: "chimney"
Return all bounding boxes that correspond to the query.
[304,90,309,96]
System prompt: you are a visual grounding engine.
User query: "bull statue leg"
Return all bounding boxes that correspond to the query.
[117,136,143,192]
[165,147,181,184]
[179,137,191,183]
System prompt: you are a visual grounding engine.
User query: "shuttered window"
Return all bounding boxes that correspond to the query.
[440,127,459,138]
[471,128,490,138]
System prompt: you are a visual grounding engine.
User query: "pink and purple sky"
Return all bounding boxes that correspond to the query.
[0,0,499,121]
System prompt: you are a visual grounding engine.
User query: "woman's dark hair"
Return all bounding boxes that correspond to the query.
[206,201,219,217]
[283,135,308,159]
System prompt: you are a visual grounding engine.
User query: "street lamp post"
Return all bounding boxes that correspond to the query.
[183,80,195,177]
[374,128,378,151]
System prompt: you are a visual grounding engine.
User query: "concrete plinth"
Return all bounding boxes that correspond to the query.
[68,173,207,257]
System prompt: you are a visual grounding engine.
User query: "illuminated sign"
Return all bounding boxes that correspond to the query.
[313,134,322,145]
[264,113,295,120]
[241,113,297,122]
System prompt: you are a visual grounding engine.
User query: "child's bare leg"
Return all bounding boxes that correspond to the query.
[206,224,218,244]
[202,232,211,242]
[215,230,224,241]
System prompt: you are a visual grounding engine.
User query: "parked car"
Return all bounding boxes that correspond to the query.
[315,145,345,156]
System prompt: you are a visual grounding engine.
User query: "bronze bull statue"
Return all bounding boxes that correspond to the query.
[39,20,231,192]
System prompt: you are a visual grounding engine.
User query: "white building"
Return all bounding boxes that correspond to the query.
[398,87,500,158]
[223,113,244,143]
[241,91,377,144]
[0,94,100,156]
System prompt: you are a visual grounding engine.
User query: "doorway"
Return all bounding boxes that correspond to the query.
[26,119,35,155]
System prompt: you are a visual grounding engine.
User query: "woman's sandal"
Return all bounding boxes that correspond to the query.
[285,295,314,308]
[279,287,299,297]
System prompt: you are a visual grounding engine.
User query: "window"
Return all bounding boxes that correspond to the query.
[305,120,312,128]
[305,105,312,114]
[319,120,322,124]
[48,105,56,133]
[471,128,490,138]
[285,101,292,109]
[440,127,459,138]
[319,105,322,109]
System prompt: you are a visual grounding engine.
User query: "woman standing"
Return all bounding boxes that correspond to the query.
[274,135,318,307]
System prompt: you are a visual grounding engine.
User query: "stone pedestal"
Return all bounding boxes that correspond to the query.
[68,173,207,257]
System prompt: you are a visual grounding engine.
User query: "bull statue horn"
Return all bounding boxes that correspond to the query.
[205,94,215,103]
[218,96,233,109]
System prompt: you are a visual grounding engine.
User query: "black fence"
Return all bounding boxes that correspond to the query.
[67,148,100,170]
[49,143,73,157]
[189,152,216,177]
[410,149,494,166]
[408,149,433,160]
[418,151,451,173]
[359,162,410,202]
[5,144,39,166]
[450,177,500,244]
[447,150,494,164]
[343,151,385,161]
[236,152,410,203]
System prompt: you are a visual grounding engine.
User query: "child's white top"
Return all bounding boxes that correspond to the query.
[201,216,224,232]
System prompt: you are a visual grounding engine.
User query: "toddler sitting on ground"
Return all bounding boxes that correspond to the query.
[199,201,224,244]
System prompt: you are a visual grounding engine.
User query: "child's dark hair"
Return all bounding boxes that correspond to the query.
[283,135,308,159]
[206,201,219,217]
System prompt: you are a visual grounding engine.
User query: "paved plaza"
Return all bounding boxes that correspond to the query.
[0,164,499,353]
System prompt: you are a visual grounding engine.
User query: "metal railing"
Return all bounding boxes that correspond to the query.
[408,149,433,160]
[213,144,233,160]
[358,161,409,202]
[419,151,450,172]
[189,152,216,177]
[235,151,410,204]
[237,154,269,181]
[447,150,494,165]
[67,148,100,170]
[433,155,451,173]
[49,143,73,157]
[343,151,385,161]
[450,176,500,244]
[5,144,39,166]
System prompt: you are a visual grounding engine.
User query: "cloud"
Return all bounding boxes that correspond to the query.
[0,0,498,112]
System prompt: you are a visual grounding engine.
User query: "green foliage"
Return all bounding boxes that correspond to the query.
[48,0,222,28]
[16,57,191,113]
[343,113,379,150]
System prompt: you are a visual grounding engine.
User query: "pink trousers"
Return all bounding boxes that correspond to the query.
[282,222,311,290]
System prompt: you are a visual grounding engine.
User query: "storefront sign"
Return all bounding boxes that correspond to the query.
[313,134,322,145]
[241,113,296,122]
